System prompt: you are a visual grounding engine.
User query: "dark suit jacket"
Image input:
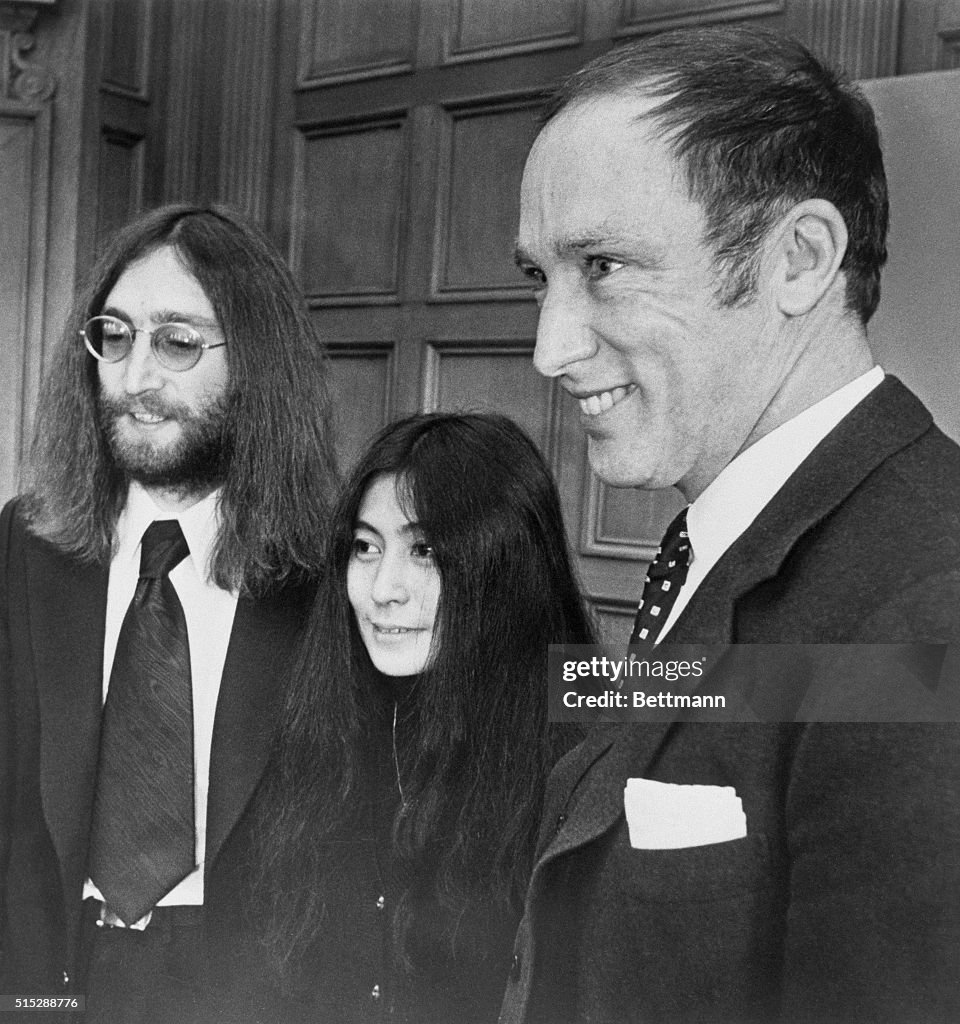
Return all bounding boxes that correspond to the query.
[501,377,960,1024]
[0,498,314,997]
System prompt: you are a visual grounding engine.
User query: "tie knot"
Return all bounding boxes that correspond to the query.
[139,520,189,579]
[648,508,691,580]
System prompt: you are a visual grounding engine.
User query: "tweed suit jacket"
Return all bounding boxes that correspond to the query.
[500,377,960,1024]
[0,497,314,999]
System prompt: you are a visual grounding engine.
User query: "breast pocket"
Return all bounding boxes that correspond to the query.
[612,826,780,901]
[570,826,788,1017]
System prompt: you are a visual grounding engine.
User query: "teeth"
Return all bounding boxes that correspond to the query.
[578,385,636,416]
[375,626,415,634]
[131,412,164,423]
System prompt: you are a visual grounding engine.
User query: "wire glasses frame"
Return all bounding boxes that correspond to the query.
[80,314,227,372]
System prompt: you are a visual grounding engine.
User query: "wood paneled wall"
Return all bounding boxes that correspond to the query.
[4,0,959,639]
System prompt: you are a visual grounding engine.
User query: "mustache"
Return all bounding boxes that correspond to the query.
[97,392,195,421]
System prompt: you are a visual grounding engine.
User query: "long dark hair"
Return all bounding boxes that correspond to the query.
[258,411,595,973]
[22,203,339,593]
[542,25,888,322]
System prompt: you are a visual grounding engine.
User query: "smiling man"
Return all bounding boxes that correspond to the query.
[517,53,876,504]
[93,244,231,495]
[505,26,960,1024]
[0,205,339,1022]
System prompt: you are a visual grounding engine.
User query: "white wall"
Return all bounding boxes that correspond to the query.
[862,69,960,443]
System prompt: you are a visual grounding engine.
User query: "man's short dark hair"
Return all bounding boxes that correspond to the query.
[542,25,889,323]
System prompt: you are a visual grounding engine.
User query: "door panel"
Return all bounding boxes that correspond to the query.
[294,119,409,301]
[432,101,541,298]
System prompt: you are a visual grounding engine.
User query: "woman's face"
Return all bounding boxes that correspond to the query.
[347,473,441,676]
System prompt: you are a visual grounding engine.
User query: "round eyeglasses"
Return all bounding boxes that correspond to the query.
[80,315,227,372]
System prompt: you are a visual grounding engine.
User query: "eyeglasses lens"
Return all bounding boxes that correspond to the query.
[88,318,132,362]
[83,317,205,370]
[153,324,204,370]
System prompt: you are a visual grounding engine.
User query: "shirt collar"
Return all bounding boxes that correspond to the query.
[686,366,884,573]
[115,482,223,581]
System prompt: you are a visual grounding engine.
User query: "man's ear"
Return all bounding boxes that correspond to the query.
[768,199,848,316]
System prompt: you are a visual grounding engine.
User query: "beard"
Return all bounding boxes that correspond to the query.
[96,388,232,496]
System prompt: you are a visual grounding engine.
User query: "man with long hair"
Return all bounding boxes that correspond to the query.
[0,204,339,1021]
[508,25,960,1024]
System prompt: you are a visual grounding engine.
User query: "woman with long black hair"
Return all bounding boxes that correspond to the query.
[210,411,595,1022]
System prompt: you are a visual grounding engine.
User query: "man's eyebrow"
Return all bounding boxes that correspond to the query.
[100,305,220,330]
[514,233,667,268]
[100,305,131,322]
[513,236,608,267]
[152,309,220,329]
[560,233,667,264]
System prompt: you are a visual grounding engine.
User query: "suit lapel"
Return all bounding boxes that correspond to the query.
[669,375,932,643]
[28,528,311,896]
[205,585,310,875]
[536,720,686,871]
[28,540,107,918]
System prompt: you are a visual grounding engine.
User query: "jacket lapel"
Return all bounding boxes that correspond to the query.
[669,375,932,643]
[535,726,617,861]
[205,584,311,875]
[28,541,107,923]
[22,523,313,920]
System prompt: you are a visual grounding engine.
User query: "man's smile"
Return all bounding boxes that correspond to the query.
[128,411,168,425]
[568,384,638,417]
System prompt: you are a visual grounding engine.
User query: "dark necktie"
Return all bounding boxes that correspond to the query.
[629,508,691,646]
[88,519,195,925]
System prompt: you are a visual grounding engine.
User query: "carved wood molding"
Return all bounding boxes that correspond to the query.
[0,1,57,102]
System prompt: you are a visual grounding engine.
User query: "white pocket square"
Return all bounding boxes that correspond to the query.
[624,778,747,849]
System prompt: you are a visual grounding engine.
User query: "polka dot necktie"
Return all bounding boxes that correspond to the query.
[88,520,195,925]
[629,508,691,646]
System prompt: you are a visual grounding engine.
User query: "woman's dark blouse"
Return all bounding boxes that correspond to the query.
[204,701,523,1024]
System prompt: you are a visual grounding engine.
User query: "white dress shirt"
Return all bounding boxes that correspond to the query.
[84,483,239,911]
[657,366,885,641]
